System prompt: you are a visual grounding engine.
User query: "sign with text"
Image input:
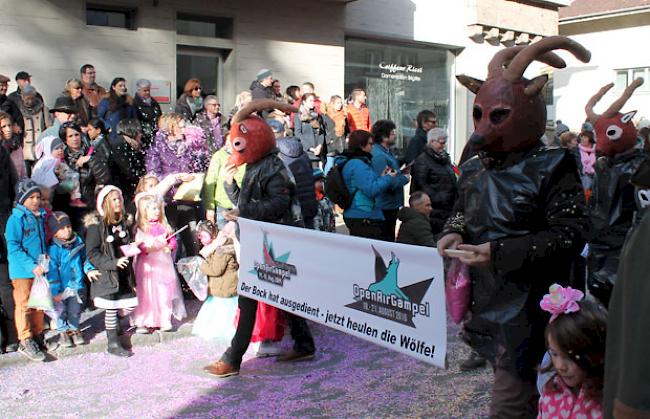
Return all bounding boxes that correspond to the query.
[237,218,447,368]
[149,79,172,103]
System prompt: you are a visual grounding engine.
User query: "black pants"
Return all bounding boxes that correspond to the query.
[221,295,315,368]
[380,209,399,242]
[165,203,202,257]
[344,218,383,240]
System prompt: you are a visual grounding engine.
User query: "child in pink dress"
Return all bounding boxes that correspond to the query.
[537,284,607,419]
[131,192,186,333]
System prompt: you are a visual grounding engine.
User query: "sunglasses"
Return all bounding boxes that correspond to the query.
[193,87,202,91]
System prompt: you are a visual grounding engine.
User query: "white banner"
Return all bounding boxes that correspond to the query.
[237,218,447,368]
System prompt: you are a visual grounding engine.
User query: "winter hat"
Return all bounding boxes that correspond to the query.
[555,120,570,136]
[21,85,37,97]
[15,179,41,205]
[96,185,123,216]
[50,137,64,153]
[581,121,594,133]
[256,69,272,81]
[48,211,71,235]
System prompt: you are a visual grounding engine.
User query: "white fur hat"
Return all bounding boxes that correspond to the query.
[96,185,123,216]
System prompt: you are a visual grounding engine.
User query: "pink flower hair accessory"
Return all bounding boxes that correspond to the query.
[539,283,584,322]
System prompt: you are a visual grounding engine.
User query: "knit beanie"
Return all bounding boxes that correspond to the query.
[256,69,272,81]
[96,185,123,216]
[15,179,41,205]
[50,137,64,154]
[47,211,71,235]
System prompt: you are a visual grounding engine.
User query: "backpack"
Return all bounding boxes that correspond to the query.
[325,158,356,209]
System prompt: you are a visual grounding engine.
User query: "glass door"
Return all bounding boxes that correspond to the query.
[176,46,225,100]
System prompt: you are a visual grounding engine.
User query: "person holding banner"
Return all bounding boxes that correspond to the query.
[203,99,315,378]
[438,37,590,417]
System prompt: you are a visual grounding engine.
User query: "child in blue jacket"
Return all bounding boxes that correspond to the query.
[5,179,48,362]
[47,211,99,348]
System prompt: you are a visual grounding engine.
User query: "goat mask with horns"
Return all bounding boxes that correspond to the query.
[585,78,643,158]
[457,36,591,154]
[228,100,299,166]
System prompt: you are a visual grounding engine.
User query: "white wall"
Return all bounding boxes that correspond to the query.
[554,24,650,131]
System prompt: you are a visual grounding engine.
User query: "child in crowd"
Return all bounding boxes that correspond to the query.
[131,192,186,333]
[135,172,194,198]
[538,284,607,418]
[192,220,238,341]
[31,135,85,208]
[5,179,48,361]
[46,211,99,347]
[312,169,335,232]
[84,185,137,357]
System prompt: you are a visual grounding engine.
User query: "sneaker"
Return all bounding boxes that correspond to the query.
[135,327,150,334]
[5,342,19,353]
[459,351,487,371]
[255,341,282,358]
[203,360,240,378]
[60,332,74,348]
[276,349,316,362]
[69,199,87,208]
[71,331,85,346]
[18,339,46,362]
[35,334,59,353]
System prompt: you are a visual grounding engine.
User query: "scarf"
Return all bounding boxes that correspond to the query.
[579,144,596,175]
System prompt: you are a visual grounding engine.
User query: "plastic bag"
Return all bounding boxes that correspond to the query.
[176,256,208,301]
[446,259,471,324]
[27,274,55,313]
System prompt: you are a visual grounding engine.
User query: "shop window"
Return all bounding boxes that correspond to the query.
[176,13,233,39]
[345,38,452,151]
[86,5,136,30]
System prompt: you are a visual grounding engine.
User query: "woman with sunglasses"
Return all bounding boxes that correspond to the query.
[62,79,92,126]
[175,78,203,121]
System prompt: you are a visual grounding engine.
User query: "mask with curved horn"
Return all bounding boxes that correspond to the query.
[585,78,643,158]
[456,36,591,155]
[228,100,298,166]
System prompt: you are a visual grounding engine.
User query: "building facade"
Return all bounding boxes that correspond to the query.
[0,0,566,160]
[556,0,650,131]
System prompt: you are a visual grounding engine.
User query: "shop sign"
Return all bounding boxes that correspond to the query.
[378,62,424,82]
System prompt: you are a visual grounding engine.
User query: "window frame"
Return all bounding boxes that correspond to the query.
[86,3,137,30]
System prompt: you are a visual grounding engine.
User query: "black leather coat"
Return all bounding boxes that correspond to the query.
[443,144,587,377]
[225,151,294,224]
[411,147,458,235]
[587,147,645,307]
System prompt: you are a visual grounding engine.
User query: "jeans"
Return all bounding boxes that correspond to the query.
[55,296,82,332]
[324,156,335,175]
[166,203,202,257]
[344,218,383,240]
[221,295,315,368]
[380,209,399,242]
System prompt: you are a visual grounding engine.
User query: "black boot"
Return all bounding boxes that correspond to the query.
[106,329,131,357]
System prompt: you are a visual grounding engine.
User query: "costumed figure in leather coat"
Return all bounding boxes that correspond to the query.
[603,155,650,418]
[203,100,316,378]
[583,79,646,308]
[438,36,590,418]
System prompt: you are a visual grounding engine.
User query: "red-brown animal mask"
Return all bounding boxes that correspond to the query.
[457,37,591,154]
[228,100,298,166]
[585,78,643,158]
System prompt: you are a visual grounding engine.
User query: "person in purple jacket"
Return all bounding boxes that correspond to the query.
[145,113,210,259]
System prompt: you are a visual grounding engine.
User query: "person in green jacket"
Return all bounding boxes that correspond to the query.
[203,141,245,228]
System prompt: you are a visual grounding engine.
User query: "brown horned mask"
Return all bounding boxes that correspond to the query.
[585,78,643,158]
[457,36,591,154]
